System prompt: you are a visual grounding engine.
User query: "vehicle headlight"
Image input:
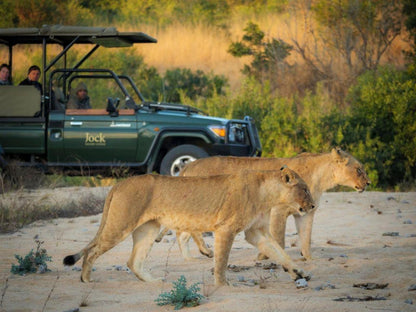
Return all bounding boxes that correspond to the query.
[228,123,247,144]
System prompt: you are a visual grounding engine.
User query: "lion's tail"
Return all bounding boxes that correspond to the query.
[63,186,116,267]
[63,250,84,266]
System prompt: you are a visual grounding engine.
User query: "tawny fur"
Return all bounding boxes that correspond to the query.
[63,168,315,286]
[174,147,370,260]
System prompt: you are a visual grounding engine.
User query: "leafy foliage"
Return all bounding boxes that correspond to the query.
[155,275,203,310]
[11,239,52,275]
[163,68,227,102]
[344,66,416,188]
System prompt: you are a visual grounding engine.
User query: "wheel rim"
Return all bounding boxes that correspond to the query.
[170,155,197,176]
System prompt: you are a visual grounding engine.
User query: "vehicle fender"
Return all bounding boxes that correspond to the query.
[145,129,213,173]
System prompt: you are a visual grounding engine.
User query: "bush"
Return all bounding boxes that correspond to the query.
[11,239,52,275]
[344,66,416,188]
[155,275,204,310]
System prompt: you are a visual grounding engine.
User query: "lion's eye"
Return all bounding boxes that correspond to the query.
[357,168,362,175]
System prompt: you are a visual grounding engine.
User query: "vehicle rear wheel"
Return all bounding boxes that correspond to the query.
[160,144,209,176]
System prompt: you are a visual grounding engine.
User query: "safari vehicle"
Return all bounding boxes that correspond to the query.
[0,25,261,175]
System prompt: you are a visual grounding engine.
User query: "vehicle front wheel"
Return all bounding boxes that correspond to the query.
[160,144,209,176]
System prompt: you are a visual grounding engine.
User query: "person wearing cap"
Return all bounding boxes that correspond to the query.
[19,65,42,93]
[67,82,91,109]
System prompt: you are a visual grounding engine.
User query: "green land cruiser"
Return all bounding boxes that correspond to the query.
[0,25,261,176]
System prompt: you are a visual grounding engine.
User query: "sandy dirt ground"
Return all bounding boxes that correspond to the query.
[0,188,415,312]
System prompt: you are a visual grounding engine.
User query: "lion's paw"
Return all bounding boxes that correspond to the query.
[293,268,311,281]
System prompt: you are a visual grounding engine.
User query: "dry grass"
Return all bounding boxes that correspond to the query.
[0,163,111,233]
[0,190,105,233]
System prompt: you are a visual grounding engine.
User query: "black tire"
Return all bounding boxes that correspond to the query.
[160,144,209,176]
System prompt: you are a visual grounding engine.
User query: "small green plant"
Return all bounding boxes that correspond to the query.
[11,239,52,275]
[155,275,204,310]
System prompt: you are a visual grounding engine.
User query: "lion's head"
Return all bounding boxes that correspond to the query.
[331,147,370,192]
[279,166,315,215]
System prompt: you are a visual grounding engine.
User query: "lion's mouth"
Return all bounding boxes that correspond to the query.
[297,207,307,216]
[355,186,365,193]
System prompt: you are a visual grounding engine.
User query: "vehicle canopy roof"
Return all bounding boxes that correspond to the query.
[0,25,157,106]
[0,24,157,47]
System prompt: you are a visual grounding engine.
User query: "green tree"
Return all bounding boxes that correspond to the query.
[345,66,416,188]
[228,21,293,95]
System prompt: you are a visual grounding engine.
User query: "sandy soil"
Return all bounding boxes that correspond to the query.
[0,188,415,312]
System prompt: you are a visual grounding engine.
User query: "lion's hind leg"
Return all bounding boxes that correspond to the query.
[127,220,161,282]
[155,227,169,243]
[177,231,213,260]
[80,225,134,282]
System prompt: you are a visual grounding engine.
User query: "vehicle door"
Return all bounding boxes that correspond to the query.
[61,78,139,164]
[63,109,137,163]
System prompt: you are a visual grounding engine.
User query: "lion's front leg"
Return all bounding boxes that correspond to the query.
[128,220,161,282]
[257,207,288,260]
[213,229,235,286]
[293,210,316,260]
[245,227,311,282]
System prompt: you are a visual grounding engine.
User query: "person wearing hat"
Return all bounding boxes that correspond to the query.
[67,82,91,109]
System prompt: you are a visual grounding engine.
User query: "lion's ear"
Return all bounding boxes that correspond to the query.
[280,166,298,185]
[331,147,347,163]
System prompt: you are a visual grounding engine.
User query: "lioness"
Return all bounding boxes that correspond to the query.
[63,167,315,286]
[167,147,370,260]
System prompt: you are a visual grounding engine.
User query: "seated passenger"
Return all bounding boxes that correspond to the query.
[0,64,11,85]
[19,65,42,93]
[67,82,91,109]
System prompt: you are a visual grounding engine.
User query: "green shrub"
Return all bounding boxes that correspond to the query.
[11,239,52,275]
[155,275,204,310]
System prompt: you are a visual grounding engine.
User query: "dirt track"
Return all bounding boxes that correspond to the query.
[1,189,415,311]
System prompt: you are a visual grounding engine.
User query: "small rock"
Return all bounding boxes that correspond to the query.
[397,209,402,213]
[403,220,413,224]
[401,200,410,204]
[314,282,336,291]
[72,266,82,272]
[295,278,308,288]
[382,232,399,237]
[340,254,348,258]
[64,309,80,312]
[237,276,245,282]
[405,234,416,238]
[408,284,416,291]
[387,196,396,201]
[405,299,413,305]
